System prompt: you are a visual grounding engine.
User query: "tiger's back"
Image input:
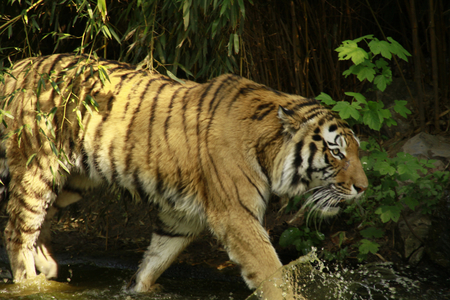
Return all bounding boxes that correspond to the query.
[1,54,368,299]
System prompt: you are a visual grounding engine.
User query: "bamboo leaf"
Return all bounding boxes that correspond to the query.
[233,33,239,54]
[26,153,37,167]
[57,158,70,174]
[167,70,185,84]
[97,0,107,23]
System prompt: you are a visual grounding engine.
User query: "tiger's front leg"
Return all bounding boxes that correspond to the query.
[32,190,84,279]
[209,207,295,300]
[4,163,60,282]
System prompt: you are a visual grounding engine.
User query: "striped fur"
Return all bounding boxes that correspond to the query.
[0,54,368,299]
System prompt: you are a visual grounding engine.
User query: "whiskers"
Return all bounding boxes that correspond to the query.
[289,185,351,227]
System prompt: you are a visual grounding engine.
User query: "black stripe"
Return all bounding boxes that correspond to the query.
[15,194,41,215]
[196,78,217,137]
[80,145,90,174]
[238,166,267,204]
[180,88,191,147]
[294,99,320,110]
[155,167,164,195]
[163,86,184,146]
[124,79,158,172]
[39,173,54,192]
[293,141,303,169]
[232,181,259,221]
[102,95,115,121]
[133,170,147,200]
[255,152,271,186]
[227,84,260,112]
[208,74,239,112]
[306,142,318,179]
[109,144,119,184]
[18,223,40,234]
[147,83,169,164]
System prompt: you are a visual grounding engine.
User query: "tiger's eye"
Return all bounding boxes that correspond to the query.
[332,149,340,156]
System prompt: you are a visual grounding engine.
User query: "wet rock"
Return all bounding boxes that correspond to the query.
[396,210,431,265]
[426,192,450,268]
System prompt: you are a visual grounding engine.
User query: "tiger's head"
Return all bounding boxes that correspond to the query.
[272,104,368,218]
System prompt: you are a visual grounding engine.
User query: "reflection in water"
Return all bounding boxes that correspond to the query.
[0,263,249,300]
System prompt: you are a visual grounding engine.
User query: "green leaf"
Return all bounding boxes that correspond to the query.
[85,95,99,112]
[368,39,392,59]
[237,0,245,18]
[375,205,402,223]
[97,0,107,23]
[375,58,389,70]
[402,196,419,210]
[183,0,190,31]
[387,37,411,61]
[393,100,411,118]
[362,109,382,130]
[357,65,376,82]
[97,65,110,84]
[359,239,380,255]
[166,70,185,84]
[374,161,396,176]
[233,33,239,55]
[335,40,369,65]
[26,153,37,167]
[360,227,384,239]
[374,75,389,92]
[57,158,70,174]
[343,64,362,78]
[75,108,84,131]
[345,92,367,104]
[227,34,233,57]
[279,228,302,248]
[315,92,336,105]
[332,101,360,121]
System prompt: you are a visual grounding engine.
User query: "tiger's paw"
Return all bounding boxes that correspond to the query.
[127,275,163,294]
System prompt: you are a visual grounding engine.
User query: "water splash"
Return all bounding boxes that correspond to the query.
[247,248,447,300]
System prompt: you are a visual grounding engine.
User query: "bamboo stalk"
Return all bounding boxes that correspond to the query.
[409,0,426,131]
[429,0,440,132]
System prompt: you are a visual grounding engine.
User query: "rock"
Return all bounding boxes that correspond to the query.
[401,132,450,168]
[426,192,450,268]
[396,210,431,265]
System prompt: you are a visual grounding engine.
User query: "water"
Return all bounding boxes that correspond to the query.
[1,251,449,300]
[248,249,450,300]
[0,258,250,300]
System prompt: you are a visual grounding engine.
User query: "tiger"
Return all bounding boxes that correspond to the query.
[0,54,368,299]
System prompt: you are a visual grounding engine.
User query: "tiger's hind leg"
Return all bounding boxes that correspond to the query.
[129,210,205,293]
[33,190,84,279]
[129,233,195,293]
[4,162,61,282]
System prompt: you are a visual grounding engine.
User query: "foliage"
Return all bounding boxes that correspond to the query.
[279,226,324,256]
[327,36,449,261]
[0,0,251,181]
[0,0,251,79]
[282,36,449,262]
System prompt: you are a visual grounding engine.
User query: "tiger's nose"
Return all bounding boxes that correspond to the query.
[354,184,368,194]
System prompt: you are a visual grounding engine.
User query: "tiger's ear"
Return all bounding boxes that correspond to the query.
[277,106,300,135]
